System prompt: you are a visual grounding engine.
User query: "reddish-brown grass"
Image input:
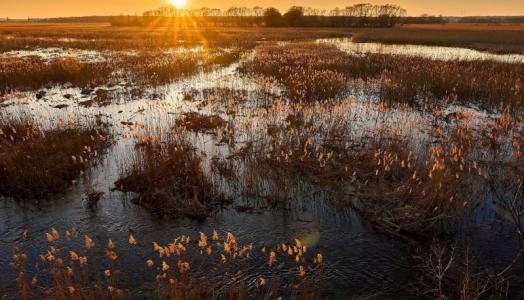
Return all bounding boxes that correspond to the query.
[0,115,110,199]
[115,134,226,220]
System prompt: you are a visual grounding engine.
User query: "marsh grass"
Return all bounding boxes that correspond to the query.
[0,57,112,95]
[120,52,199,85]
[242,42,524,110]
[175,112,226,133]
[115,131,226,220]
[239,43,349,102]
[2,25,524,298]
[352,26,524,54]
[0,25,355,52]
[8,229,324,299]
[227,94,524,236]
[0,114,111,199]
[0,49,242,99]
[202,50,241,69]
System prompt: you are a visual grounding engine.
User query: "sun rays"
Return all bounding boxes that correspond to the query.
[169,0,187,9]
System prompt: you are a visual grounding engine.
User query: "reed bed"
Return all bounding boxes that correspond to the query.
[0,25,354,52]
[0,57,112,96]
[7,229,324,299]
[241,42,524,110]
[227,95,524,235]
[239,43,349,102]
[119,52,200,86]
[352,26,524,54]
[0,49,240,98]
[115,129,226,220]
[0,114,111,199]
[1,27,524,299]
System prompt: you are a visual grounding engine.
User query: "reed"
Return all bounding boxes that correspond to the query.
[352,25,524,54]
[242,42,524,110]
[115,130,226,220]
[0,113,111,199]
[7,229,324,299]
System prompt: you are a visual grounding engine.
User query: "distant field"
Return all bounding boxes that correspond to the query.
[1,22,524,53]
[401,23,524,31]
[0,23,358,51]
[353,23,524,54]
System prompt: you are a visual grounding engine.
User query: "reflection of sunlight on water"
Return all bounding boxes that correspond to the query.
[0,46,224,63]
[0,48,108,62]
[319,38,524,63]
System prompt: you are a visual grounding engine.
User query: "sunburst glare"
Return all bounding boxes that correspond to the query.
[169,0,187,9]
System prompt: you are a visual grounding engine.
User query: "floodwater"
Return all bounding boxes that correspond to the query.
[0,41,523,298]
[0,48,108,63]
[319,38,524,63]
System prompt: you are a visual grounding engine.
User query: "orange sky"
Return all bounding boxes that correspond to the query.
[1,0,524,18]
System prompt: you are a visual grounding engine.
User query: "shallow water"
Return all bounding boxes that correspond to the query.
[0,47,108,62]
[0,46,215,63]
[0,42,523,298]
[319,38,524,63]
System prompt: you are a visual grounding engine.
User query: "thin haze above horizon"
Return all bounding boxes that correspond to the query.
[1,0,524,19]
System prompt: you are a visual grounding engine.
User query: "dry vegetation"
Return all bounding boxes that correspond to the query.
[8,229,324,299]
[2,23,524,54]
[115,130,226,220]
[242,42,524,109]
[0,23,354,51]
[353,25,524,54]
[0,57,112,95]
[236,42,524,235]
[175,112,226,133]
[0,50,239,96]
[0,114,110,199]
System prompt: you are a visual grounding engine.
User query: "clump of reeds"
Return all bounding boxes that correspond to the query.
[115,131,225,220]
[0,114,111,199]
[0,57,113,96]
[7,228,324,299]
[240,43,349,102]
[202,50,241,69]
[119,52,200,85]
[1,49,245,98]
[175,112,226,133]
[241,42,524,110]
[231,96,524,236]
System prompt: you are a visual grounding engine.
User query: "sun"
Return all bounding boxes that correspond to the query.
[169,0,187,8]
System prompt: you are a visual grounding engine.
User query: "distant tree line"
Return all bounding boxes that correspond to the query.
[112,4,408,27]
